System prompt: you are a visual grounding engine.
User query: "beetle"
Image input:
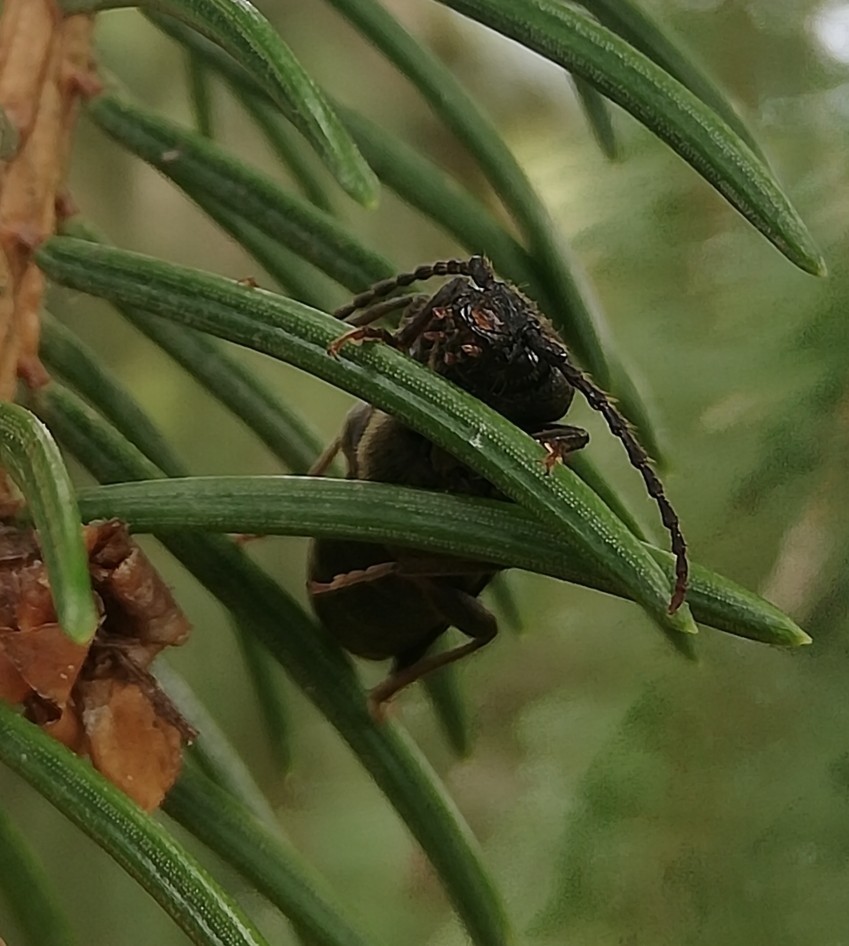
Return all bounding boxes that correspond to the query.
[307,256,687,718]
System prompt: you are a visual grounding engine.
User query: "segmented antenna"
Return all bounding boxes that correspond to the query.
[333,258,481,321]
[543,344,688,612]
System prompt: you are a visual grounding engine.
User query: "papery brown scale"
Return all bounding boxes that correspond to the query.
[0,639,29,703]
[43,698,86,752]
[15,560,55,630]
[1,622,88,706]
[88,521,191,659]
[0,478,22,521]
[82,679,184,812]
[0,521,193,808]
[0,522,37,562]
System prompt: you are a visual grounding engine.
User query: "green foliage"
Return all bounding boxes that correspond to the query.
[1,2,838,945]
[0,702,270,946]
[0,403,97,643]
[0,804,75,946]
[35,380,512,946]
[70,475,808,647]
[61,0,380,204]
[435,0,824,275]
[36,235,696,637]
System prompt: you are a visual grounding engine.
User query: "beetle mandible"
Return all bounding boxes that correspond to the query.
[307,256,687,719]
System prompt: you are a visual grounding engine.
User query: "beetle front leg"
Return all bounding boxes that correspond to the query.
[328,294,431,355]
[327,324,398,357]
[368,581,498,721]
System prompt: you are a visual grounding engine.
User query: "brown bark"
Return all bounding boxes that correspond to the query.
[0,0,96,399]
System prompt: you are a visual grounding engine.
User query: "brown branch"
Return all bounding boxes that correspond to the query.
[0,0,96,400]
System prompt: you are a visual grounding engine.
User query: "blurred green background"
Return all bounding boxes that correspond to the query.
[4,1,849,943]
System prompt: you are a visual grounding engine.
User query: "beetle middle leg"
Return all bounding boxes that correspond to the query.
[308,435,343,476]
[367,579,498,721]
[340,293,424,327]
[532,424,590,472]
[308,403,377,477]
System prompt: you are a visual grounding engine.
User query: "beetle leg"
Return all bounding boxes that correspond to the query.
[368,582,498,721]
[393,299,446,348]
[338,403,375,478]
[329,292,436,354]
[341,293,424,326]
[309,555,496,596]
[308,561,399,594]
[532,424,590,472]
[309,403,376,478]
[308,436,342,476]
[327,324,397,357]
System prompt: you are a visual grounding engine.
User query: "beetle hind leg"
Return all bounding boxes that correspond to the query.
[309,555,497,596]
[367,581,498,722]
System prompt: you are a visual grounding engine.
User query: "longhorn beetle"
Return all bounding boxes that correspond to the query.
[307,256,687,719]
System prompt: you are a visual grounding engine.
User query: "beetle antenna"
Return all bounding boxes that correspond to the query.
[545,345,688,612]
[333,257,492,321]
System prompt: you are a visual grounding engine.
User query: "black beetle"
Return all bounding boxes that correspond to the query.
[308,257,687,718]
